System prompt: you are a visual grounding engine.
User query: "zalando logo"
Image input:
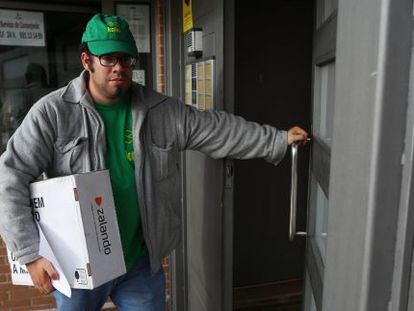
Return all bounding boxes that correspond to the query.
[94,196,112,255]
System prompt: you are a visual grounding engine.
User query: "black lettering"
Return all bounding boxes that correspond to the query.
[33,211,40,222]
[20,267,28,274]
[31,197,45,209]
[98,214,105,223]
[100,231,108,241]
[96,207,112,255]
[0,21,13,28]
[103,240,111,248]
[100,224,107,234]
[12,264,17,274]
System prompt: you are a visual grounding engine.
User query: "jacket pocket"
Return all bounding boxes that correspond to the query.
[53,136,87,175]
[150,144,178,181]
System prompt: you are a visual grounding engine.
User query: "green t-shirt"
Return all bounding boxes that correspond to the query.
[95,94,147,271]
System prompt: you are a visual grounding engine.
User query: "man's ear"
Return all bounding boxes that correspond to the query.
[80,52,91,71]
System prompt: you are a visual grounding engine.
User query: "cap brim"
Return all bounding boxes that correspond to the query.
[87,40,138,56]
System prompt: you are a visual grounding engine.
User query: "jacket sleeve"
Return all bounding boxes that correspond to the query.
[0,103,54,265]
[176,100,288,166]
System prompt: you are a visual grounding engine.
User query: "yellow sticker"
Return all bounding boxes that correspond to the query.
[182,0,193,33]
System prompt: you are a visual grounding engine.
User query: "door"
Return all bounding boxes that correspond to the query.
[302,0,337,310]
[232,0,312,309]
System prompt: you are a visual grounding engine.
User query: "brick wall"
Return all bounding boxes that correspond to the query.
[156,0,166,94]
[0,238,56,310]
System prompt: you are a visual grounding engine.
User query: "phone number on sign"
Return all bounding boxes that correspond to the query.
[19,31,43,39]
[0,31,43,39]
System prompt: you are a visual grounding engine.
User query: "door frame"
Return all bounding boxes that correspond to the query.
[164,0,188,310]
[394,43,414,311]
[322,0,412,310]
[223,0,235,310]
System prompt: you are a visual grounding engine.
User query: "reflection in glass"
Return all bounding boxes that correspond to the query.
[316,0,338,27]
[304,272,318,311]
[315,182,329,262]
[0,11,93,153]
[313,62,335,145]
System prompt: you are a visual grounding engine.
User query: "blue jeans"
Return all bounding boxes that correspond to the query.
[52,256,165,311]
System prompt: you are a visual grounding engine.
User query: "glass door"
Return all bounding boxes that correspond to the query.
[303,0,337,310]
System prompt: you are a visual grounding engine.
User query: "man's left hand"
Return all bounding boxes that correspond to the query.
[287,126,309,145]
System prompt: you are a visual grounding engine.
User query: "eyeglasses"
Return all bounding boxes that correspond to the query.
[94,54,137,67]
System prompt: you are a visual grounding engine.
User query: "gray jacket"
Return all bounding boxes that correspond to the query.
[0,71,287,273]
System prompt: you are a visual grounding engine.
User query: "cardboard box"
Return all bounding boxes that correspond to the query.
[7,170,126,291]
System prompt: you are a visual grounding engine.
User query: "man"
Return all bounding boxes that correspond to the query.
[0,13,308,310]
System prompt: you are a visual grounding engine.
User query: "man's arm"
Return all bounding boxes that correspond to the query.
[176,101,307,164]
[0,103,57,293]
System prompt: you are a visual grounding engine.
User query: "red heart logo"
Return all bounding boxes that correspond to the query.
[95,197,102,206]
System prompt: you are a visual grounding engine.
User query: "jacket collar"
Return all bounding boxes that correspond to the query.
[61,70,168,109]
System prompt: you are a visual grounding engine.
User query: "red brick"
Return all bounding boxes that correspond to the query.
[10,287,40,300]
[0,283,14,291]
[10,307,33,311]
[0,264,11,273]
[31,295,55,306]
[2,298,31,307]
[0,290,10,301]
[0,273,9,283]
[0,256,8,264]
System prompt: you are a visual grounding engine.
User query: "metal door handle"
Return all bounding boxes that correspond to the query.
[289,143,308,241]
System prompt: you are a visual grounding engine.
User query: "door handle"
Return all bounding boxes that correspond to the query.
[289,141,309,241]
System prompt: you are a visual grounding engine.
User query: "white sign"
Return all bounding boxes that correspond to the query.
[133,69,145,86]
[117,4,150,53]
[0,9,45,47]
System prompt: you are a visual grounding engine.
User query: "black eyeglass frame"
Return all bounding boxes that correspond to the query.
[92,54,138,68]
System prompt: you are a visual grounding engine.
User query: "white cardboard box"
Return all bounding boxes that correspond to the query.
[7,170,126,292]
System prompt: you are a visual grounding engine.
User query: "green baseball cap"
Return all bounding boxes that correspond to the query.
[81,13,138,56]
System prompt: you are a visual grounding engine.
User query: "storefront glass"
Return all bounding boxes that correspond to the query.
[0,8,95,152]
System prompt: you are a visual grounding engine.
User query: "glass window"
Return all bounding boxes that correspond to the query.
[316,0,338,28]
[315,180,329,262]
[304,272,318,311]
[313,62,335,146]
[0,9,94,153]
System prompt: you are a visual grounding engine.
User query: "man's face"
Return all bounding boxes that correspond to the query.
[81,52,134,104]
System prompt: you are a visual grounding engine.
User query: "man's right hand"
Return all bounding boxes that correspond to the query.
[26,257,59,294]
